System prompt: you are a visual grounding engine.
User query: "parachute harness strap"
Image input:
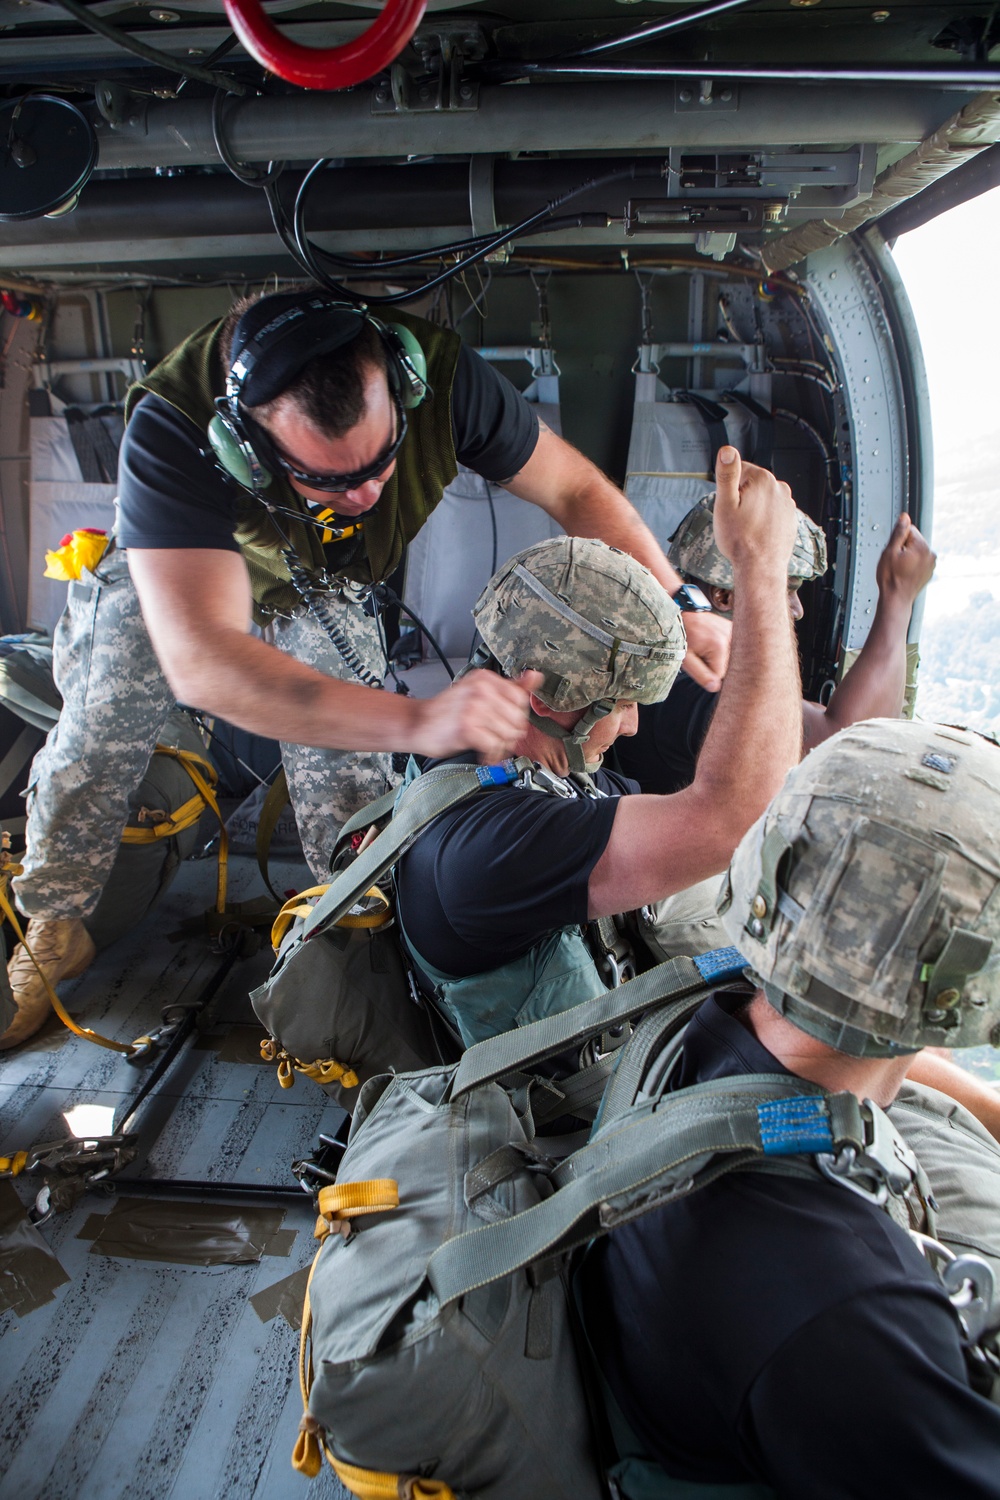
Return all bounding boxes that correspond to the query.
[119,744,229,915]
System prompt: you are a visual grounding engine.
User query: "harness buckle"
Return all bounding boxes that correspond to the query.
[911,1232,997,1343]
[816,1099,917,1206]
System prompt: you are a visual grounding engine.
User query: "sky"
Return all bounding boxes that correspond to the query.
[888,185,1000,651]
[891,185,1000,458]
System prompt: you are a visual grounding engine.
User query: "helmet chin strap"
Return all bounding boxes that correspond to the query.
[528,699,615,776]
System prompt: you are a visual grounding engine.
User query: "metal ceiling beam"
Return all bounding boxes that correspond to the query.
[92,81,971,170]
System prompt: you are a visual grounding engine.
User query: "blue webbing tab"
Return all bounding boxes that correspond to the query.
[475,760,519,788]
[692,946,748,984]
[758,1096,834,1156]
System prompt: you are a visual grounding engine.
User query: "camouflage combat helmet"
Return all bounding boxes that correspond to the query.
[472,536,686,772]
[670,492,827,593]
[720,718,1000,1057]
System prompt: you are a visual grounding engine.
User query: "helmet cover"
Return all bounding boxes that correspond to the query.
[473,536,686,711]
[719,718,1000,1055]
[670,492,828,592]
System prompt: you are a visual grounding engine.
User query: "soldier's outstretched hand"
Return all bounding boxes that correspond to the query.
[712,446,798,577]
[876,513,936,604]
[412,669,543,763]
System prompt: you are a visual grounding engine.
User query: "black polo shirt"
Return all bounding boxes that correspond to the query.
[613,672,717,794]
[581,995,1000,1498]
[117,343,538,552]
[395,758,637,977]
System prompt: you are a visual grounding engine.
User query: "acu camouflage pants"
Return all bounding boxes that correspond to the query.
[14,545,395,920]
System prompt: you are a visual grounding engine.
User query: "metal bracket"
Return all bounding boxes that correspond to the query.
[94,81,146,132]
[675,80,739,112]
[372,26,485,115]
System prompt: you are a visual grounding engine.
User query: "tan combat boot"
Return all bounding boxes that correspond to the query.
[1,917,96,1050]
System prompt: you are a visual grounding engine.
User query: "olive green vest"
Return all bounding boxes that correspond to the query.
[125,309,462,617]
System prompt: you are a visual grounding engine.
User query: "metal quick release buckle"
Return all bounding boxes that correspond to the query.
[911,1232,997,1344]
[527,766,577,798]
[816,1099,918,1206]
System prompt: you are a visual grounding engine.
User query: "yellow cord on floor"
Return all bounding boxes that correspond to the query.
[293,1181,454,1498]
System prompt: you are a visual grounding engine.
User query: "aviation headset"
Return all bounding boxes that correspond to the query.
[206,291,430,496]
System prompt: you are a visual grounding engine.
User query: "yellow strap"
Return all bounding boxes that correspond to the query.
[272,884,331,951]
[317,1180,399,1222]
[292,1242,454,1498]
[271,884,391,952]
[134,744,229,915]
[296,1057,359,1090]
[0,1151,29,1176]
[0,883,138,1055]
[331,1459,455,1499]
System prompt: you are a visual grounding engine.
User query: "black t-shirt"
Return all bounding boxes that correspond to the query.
[582,995,1000,1498]
[613,670,718,795]
[117,341,539,552]
[395,759,637,977]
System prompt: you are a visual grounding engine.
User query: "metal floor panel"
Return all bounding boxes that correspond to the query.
[0,852,348,1500]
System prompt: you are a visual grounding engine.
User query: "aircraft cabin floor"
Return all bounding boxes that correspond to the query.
[0,850,350,1500]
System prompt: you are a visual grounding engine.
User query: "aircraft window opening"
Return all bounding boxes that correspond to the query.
[890,183,1000,1088]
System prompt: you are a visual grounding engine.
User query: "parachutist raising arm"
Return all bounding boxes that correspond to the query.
[500,421,732,694]
[587,448,802,919]
[801,514,935,753]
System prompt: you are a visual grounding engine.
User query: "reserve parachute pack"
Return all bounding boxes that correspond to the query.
[292,949,999,1499]
[251,758,536,1108]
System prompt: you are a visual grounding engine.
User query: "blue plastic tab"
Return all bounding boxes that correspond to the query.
[758,1096,834,1156]
[475,760,518,788]
[692,946,747,984]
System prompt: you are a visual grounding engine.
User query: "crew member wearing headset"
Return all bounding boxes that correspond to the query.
[5,286,730,1049]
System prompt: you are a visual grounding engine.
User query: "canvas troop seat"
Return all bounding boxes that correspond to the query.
[393,348,564,698]
[624,346,771,553]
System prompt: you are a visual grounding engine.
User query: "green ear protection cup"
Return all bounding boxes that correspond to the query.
[207,409,272,491]
[380,321,429,410]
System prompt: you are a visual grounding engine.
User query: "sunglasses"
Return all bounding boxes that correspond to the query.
[225,390,408,495]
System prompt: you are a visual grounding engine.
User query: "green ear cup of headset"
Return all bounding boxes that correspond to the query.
[207,412,272,491]
[386,322,429,409]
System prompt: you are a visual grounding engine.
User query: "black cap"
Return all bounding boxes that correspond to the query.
[230,291,368,408]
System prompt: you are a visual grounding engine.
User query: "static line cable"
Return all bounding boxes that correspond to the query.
[555,0,760,59]
[44,0,247,93]
[375,582,456,682]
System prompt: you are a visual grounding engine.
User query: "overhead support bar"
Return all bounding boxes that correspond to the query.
[92,83,971,171]
[483,60,1000,87]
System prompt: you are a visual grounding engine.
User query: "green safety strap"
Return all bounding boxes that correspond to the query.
[924,927,994,1005]
[450,957,709,1100]
[302,757,534,940]
[428,1074,850,1310]
[334,784,403,852]
[256,766,291,902]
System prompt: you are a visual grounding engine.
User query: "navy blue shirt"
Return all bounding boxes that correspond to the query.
[613,670,717,795]
[396,760,636,977]
[582,995,1000,1498]
[117,342,539,552]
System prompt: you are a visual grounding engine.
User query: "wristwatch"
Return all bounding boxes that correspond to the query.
[672,582,712,613]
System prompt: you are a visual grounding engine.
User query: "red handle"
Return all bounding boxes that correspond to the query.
[223,0,428,91]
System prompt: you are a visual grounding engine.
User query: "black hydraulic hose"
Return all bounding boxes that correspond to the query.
[212,89,282,187]
[286,164,651,305]
[42,0,246,93]
[554,0,761,60]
